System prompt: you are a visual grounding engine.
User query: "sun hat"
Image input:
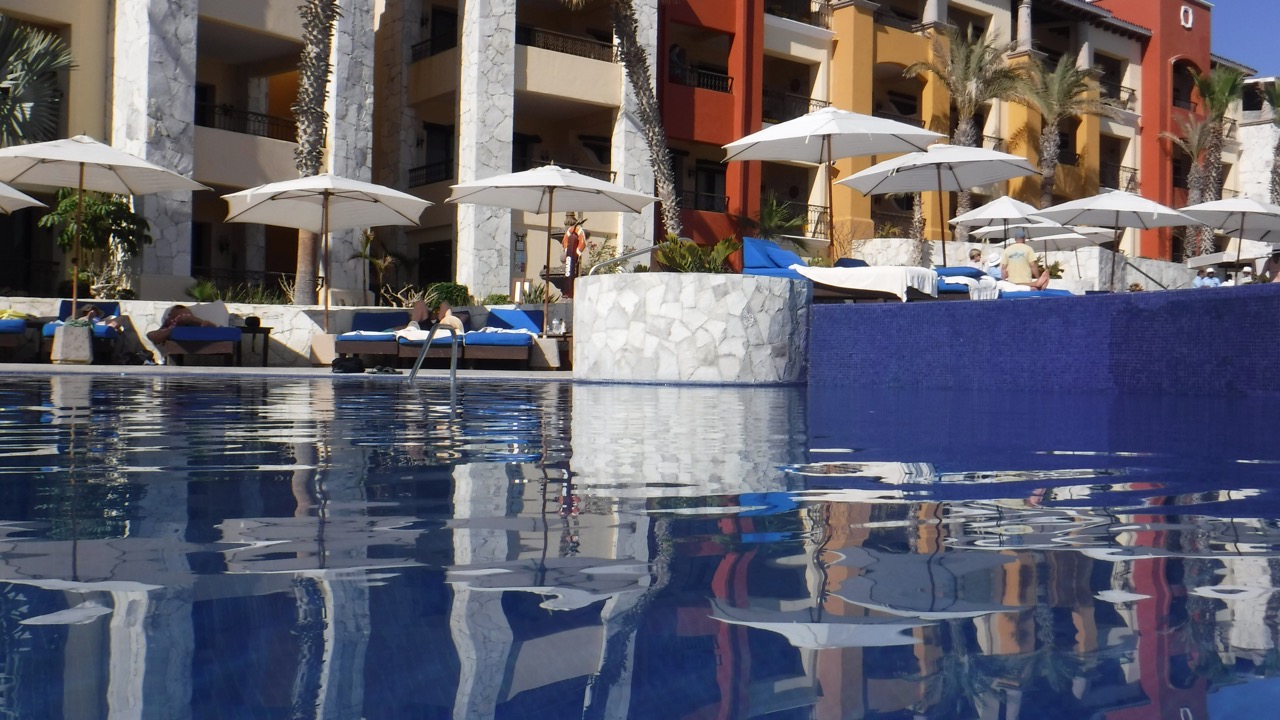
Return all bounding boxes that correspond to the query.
[1207,267,1216,273]
[986,251,1002,267]
[1243,266,1254,274]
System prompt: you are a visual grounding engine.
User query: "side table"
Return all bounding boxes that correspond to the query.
[241,326,273,367]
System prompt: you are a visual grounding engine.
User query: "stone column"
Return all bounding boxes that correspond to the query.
[612,0,657,254]
[324,0,377,296]
[244,76,269,278]
[373,0,425,266]
[456,0,517,299]
[1016,0,1033,53]
[111,0,198,285]
[922,0,948,28]
[1076,25,1094,70]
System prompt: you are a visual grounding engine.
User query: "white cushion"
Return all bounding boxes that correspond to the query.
[189,301,229,326]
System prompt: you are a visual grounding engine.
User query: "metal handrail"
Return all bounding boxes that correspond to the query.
[587,243,665,275]
[408,324,461,393]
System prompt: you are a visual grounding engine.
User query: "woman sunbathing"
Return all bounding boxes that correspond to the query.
[146,304,216,344]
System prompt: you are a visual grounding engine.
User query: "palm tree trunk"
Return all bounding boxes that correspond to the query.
[952,116,979,242]
[1039,129,1061,210]
[1271,135,1280,205]
[291,0,339,306]
[610,0,681,239]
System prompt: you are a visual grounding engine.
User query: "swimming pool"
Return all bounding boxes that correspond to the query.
[0,374,1277,718]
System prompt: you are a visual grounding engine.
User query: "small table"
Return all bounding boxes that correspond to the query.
[240,326,273,367]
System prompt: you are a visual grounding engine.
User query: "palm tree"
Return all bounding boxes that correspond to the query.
[0,14,74,146]
[1263,81,1280,205]
[1191,67,1245,204]
[1016,56,1120,208]
[1161,116,1214,256]
[906,27,1024,238]
[290,0,340,306]
[563,0,681,239]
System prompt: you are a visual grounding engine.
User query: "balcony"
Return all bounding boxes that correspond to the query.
[195,103,296,141]
[1099,162,1138,192]
[513,159,615,183]
[1100,80,1138,112]
[762,91,829,124]
[871,210,914,236]
[410,34,457,63]
[785,202,830,239]
[873,111,923,128]
[516,26,615,63]
[682,189,729,213]
[671,67,734,94]
[764,0,832,30]
[408,160,454,188]
[983,136,1005,152]
[873,8,919,33]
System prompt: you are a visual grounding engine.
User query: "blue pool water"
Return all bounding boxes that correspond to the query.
[0,374,1278,719]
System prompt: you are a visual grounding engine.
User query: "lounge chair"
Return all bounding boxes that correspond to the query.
[158,301,243,366]
[396,310,472,365]
[461,307,542,366]
[933,267,999,300]
[743,237,937,301]
[335,310,412,359]
[0,317,27,354]
[41,300,124,362]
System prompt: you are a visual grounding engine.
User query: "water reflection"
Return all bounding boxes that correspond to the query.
[0,377,1276,717]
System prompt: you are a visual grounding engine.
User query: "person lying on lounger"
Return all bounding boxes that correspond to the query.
[146,304,216,344]
[1000,228,1050,290]
[394,300,464,334]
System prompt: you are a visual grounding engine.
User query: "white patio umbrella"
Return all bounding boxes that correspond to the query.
[838,144,1038,265]
[969,219,1075,241]
[1179,197,1280,263]
[446,165,658,333]
[0,182,44,214]
[1035,190,1197,290]
[223,173,433,331]
[949,195,1042,229]
[710,600,931,649]
[0,135,209,315]
[722,106,943,248]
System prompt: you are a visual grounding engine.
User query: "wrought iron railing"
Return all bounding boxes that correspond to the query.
[982,135,1005,152]
[785,202,830,239]
[871,210,914,236]
[516,26,615,62]
[873,111,924,128]
[764,0,833,29]
[681,189,729,213]
[1099,162,1138,192]
[513,159,615,182]
[671,67,734,94]
[408,160,454,187]
[1099,80,1138,111]
[194,103,297,142]
[873,9,919,32]
[762,90,830,123]
[410,35,457,62]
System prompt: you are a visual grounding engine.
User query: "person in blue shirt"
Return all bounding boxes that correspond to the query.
[1192,269,1207,288]
[1203,267,1221,288]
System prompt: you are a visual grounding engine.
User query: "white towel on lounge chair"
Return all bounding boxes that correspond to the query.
[474,327,536,335]
[791,264,938,301]
[941,275,999,301]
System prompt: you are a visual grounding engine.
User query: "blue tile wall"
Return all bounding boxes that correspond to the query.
[808,284,1280,396]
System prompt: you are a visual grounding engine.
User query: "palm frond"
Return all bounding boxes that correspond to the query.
[1191,66,1245,120]
[0,15,74,146]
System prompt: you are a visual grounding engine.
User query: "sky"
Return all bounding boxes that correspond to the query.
[1210,0,1280,77]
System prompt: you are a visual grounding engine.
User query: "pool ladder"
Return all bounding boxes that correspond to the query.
[407,323,461,394]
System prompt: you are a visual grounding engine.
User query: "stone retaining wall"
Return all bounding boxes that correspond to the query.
[573,273,811,384]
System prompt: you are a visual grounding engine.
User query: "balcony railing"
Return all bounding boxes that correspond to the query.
[516,26,615,62]
[681,189,729,213]
[408,160,454,188]
[1099,80,1138,111]
[410,34,457,62]
[762,90,830,124]
[671,67,734,94]
[764,0,833,29]
[873,9,919,32]
[513,159,615,183]
[1099,162,1138,192]
[785,202,830,239]
[982,135,1005,152]
[194,103,296,142]
[871,210,914,236]
[1221,187,1240,199]
[873,111,924,128]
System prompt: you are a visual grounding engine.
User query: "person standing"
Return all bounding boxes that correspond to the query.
[1262,249,1280,283]
[561,214,589,299]
[1203,267,1221,288]
[1192,269,1207,288]
[1000,227,1049,290]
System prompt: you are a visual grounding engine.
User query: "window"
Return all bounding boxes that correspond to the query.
[1172,62,1196,109]
[693,161,727,212]
[422,122,454,184]
[1172,151,1190,190]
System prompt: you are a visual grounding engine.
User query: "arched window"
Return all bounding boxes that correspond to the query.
[1172,60,1198,110]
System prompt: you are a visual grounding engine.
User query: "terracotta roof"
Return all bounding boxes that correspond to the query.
[1211,53,1258,77]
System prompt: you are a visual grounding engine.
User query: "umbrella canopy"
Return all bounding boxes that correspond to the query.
[446,165,658,332]
[1179,197,1280,263]
[710,600,931,649]
[831,545,1026,620]
[1026,232,1096,253]
[1035,191,1196,289]
[0,135,209,313]
[0,182,45,214]
[949,195,1041,228]
[722,106,943,164]
[970,219,1075,240]
[838,144,1038,264]
[223,174,433,332]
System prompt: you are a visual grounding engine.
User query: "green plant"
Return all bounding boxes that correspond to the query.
[582,238,633,275]
[349,230,396,300]
[806,256,833,268]
[655,238,742,273]
[381,283,430,307]
[523,282,561,304]
[424,281,473,308]
[38,189,153,257]
[0,14,75,145]
[185,279,222,302]
[736,192,804,240]
[481,293,512,305]
[223,282,290,305]
[632,263,649,273]
[874,221,906,238]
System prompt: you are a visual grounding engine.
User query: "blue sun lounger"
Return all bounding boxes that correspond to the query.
[335,310,412,359]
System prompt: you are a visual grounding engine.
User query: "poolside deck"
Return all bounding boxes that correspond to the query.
[0,362,574,383]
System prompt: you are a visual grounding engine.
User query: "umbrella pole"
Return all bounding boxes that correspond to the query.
[322,193,330,333]
[72,163,85,318]
[543,190,554,336]
[825,135,835,262]
[1236,214,1247,266]
[1108,210,1119,292]
[937,166,947,266]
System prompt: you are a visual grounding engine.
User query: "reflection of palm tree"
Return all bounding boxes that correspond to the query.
[913,618,1009,717]
[290,577,326,720]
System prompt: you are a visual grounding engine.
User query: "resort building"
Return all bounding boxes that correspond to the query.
[1239,76,1280,204]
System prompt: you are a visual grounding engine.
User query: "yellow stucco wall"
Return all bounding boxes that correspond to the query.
[3,0,110,139]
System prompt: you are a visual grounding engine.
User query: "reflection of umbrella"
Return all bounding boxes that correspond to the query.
[222,174,432,331]
[838,144,1038,265]
[830,545,1025,619]
[0,135,208,315]
[446,166,657,333]
[723,107,943,244]
[1035,190,1195,290]
[710,599,930,648]
[1179,197,1280,264]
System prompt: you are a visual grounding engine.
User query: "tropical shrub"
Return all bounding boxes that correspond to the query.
[655,238,742,273]
[481,293,512,305]
[523,282,560,305]
[425,282,473,308]
[186,279,221,302]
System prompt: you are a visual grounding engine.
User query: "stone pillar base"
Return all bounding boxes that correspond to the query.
[51,325,93,365]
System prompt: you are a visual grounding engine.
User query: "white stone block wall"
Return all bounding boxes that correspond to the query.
[1240,121,1279,203]
[573,273,811,384]
[112,0,198,280]
[612,0,658,253]
[456,0,517,300]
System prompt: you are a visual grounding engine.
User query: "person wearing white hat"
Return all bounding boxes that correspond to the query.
[1203,267,1221,288]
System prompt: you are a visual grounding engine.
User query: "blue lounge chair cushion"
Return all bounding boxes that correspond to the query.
[742,237,772,268]
[463,331,534,347]
[397,333,461,347]
[835,258,870,268]
[42,321,119,340]
[997,288,1074,299]
[935,266,986,279]
[937,280,973,294]
[56,300,120,321]
[485,308,542,333]
[169,326,242,342]
[0,318,25,333]
[763,242,805,269]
